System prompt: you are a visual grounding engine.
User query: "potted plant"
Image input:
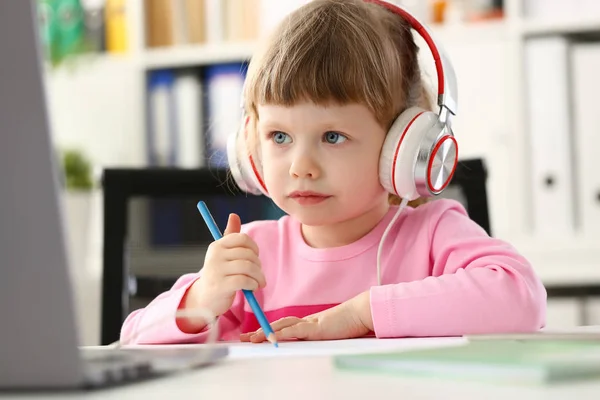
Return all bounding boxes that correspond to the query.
[62,148,94,191]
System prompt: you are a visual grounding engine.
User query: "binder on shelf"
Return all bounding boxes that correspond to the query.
[104,0,128,53]
[144,0,175,48]
[571,42,600,236]
[239,0,260,41]
[224,0,260,42]
[204,0,225,43]
[184,0,206,44]
[145,0,208,47]
[203,63,246,168]
[146,70,180,246]
[81,0,106,52]
[147,70,178,167]
[524,36,576,236]
[174,70,205,168]
[171,0,188,45]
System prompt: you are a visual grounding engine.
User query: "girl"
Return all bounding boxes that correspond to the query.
[121,0,546,345]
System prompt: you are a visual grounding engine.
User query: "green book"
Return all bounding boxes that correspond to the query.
[334,340,600,385]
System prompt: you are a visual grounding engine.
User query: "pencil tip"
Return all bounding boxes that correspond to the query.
[267,333,278,348]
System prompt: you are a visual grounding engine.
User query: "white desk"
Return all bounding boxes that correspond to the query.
[3,334,600,399]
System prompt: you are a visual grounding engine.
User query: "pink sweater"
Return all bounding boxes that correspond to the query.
[121,199,546,344]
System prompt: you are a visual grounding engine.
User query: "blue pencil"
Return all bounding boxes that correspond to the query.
[196,201,278,347]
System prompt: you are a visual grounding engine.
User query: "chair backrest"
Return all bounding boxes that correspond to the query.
[437,158,491,235]
[100,158,490,344]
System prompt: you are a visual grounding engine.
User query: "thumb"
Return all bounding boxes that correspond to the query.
[223,213,241,235]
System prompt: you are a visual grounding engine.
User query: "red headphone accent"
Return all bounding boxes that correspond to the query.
[244,115,268,194]
[365,0,445,98]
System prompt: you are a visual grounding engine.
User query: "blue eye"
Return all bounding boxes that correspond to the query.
[324,131,347,144]
[272,131,291,144]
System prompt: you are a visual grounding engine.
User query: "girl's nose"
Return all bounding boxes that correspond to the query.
[289,151,321,179]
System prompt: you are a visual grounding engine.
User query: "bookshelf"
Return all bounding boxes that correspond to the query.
[47,0,600,287]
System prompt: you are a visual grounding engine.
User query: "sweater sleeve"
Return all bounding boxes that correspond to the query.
[370,201,547,338]
[120,273,245,344]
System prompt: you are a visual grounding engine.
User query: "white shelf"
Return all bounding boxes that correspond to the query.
[433,17,600,40]
[430,20,511,42]
[520,17,600,37]
[138,22,513,70]
[141,41,257,70]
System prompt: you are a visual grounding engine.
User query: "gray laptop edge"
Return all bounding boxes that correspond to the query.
[0,0,226,390]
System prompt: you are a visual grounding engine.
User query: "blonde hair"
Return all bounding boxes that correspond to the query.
[240,0,433,207]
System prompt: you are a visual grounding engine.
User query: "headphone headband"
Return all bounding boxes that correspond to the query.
[364,0,458,116]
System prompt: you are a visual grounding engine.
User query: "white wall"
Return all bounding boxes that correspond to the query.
[45,55,144,168]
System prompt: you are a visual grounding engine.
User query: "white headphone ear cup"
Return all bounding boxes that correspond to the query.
[226,123,245,189]
[379,107,438,200]
[226,119,266,196]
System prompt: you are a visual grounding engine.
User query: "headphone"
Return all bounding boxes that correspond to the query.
[227,0,459,201]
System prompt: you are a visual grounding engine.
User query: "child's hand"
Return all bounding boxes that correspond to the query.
[240,291,373,342]
[184,213,266,327]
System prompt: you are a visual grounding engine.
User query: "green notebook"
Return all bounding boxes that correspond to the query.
[334,340,600,385]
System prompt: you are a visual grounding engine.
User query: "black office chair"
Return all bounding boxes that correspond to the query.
[100,158,491,345]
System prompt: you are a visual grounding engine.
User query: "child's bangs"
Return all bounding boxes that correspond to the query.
[245,15,394,123]
[249,48,385,114]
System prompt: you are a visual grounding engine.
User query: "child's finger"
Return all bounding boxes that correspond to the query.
[223,213,241,235]
[277,322,316,341]
[219,232,260,255]
[249,328,266,343]
[222,259,266,289]
[224,275,259,292]
[249,317,302,343]
[271,316,303,331]
[224,247,261,265]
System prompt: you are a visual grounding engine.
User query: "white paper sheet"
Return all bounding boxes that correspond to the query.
[103,337,467,361]
[220,337,466,360]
